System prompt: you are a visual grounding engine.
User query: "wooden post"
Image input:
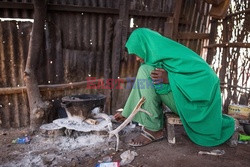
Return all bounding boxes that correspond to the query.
[165,113,182,144]
[24,0,50,130]
[220,19,230,113]
[104,17,113,114]
[110,0,130,114]
[111,20,122,113]
[219,20,229,84]
[119,0,130,60]
[0,21,10,128]
[172,0,183,40]
[206,19,218,64]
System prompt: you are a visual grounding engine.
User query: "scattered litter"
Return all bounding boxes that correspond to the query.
[238,141,248,144]
[12,136,30,144]
[0,132,7,136]
[239,134,250,141]
[98,155,113,163]
[96,161,120,167]
[120,150,138,166]
[198,149,225,156]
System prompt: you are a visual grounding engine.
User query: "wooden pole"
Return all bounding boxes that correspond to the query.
[24,0,50,130]
[111,19,122,114]
[104,17,113,114]
[206,19,218,64]
[220,19,230,113]
[0,77,133,95]
[119,0,130,60]
[172,0,183,40]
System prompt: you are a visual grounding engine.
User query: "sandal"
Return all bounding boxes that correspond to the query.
[129,127,164,147]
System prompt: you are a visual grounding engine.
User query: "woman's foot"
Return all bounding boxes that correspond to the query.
[129,127,164,147]
[113,112,126,122]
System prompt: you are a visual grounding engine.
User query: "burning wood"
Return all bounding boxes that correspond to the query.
[108,97,152,151]
[85,118,98,125]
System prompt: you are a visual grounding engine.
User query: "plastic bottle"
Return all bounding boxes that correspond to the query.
[12,136,30,144]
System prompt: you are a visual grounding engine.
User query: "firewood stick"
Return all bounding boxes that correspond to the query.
[85,118,98,125]
[93,113,112,131]
[108,97,152,151]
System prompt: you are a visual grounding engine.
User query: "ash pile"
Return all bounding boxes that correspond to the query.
[39,94,138,151]
[40,107,112,138]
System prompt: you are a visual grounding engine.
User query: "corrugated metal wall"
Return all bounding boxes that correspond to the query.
[178,0,210,54]
[0,21,31,127]
[0,0,211,128]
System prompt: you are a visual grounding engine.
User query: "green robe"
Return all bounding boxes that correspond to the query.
[123,28,234,146]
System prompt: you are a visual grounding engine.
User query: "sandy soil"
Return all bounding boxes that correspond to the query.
[0,125,250,167]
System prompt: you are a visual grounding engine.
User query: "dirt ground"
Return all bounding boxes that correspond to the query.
[0,124,250,167]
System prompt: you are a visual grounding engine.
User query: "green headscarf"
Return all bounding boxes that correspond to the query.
[125,28,234,146]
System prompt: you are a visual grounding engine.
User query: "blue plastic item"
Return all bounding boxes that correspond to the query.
[12,136,30,144]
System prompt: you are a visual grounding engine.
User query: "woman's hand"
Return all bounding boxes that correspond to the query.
[150,68,169,84]
[113,112,126,122]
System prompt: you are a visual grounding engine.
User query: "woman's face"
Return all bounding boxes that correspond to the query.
[125,48,144,63]
[135,55,144,63]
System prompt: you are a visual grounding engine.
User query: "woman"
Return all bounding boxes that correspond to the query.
[115,28,235,147]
